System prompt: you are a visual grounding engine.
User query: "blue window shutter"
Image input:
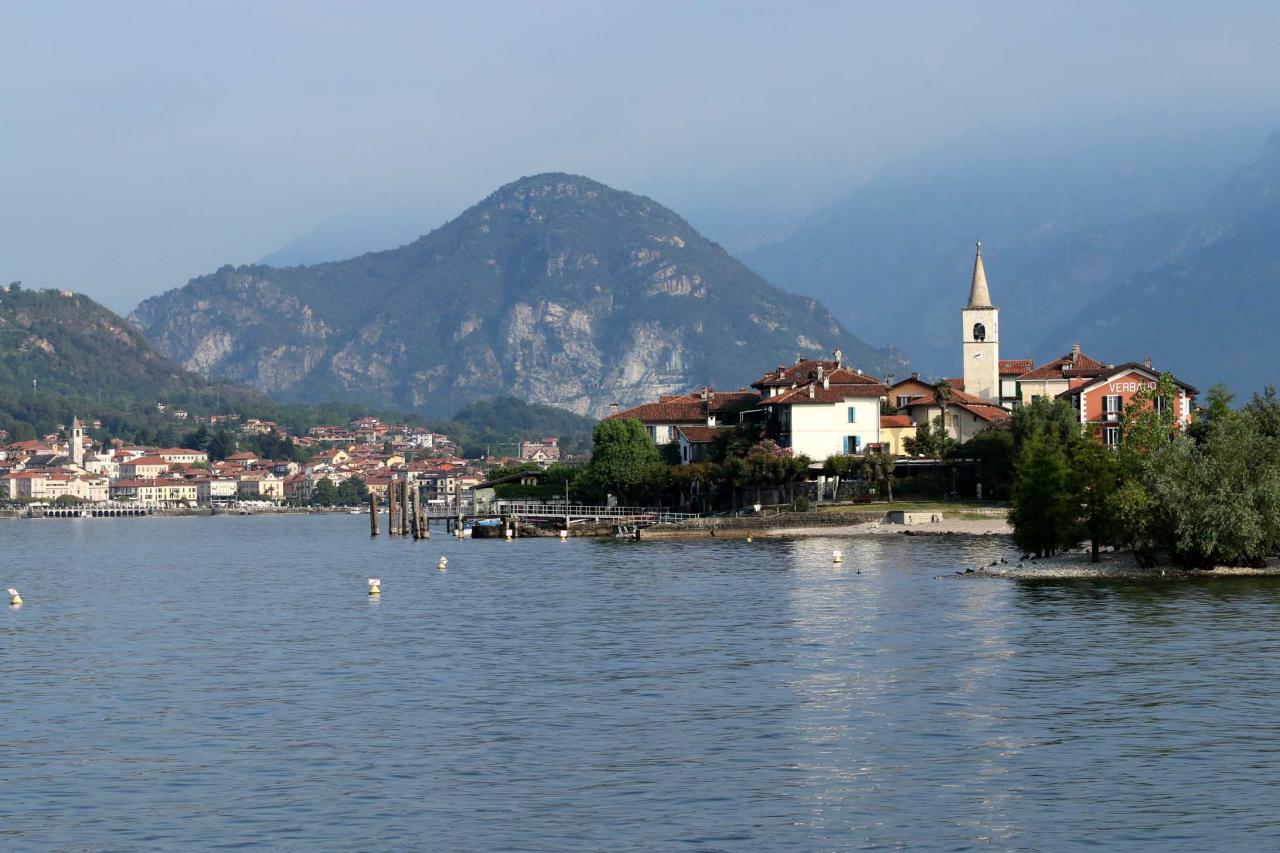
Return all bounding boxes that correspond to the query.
[842,436,850,454]
[847,406,856,423]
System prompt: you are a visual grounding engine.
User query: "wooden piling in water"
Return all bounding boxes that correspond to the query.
[409,482,419,540]
[369,492,379,536]
[413,485,427,539]
[388,479,399,535]
[400,480,410,537]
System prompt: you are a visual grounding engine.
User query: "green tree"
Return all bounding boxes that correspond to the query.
[954,427,1014,499]
[207,429,235,461]
[933,379,953,439]
[336,477,368,506]
[311,478,338,506]
[903,416,955,458]
[585,419,667,504]
[1149,415,1280,568]
[1010,398,1080,454]
[1120,372,1181,458]
[181,425,212,451]
[1009,429,1077,557]
[10,421,36,442]
[1244,385,1280,439]
[860,451,897,501]
[1075,438,1121,562]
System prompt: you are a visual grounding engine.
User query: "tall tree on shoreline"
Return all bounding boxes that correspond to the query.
[1010,429,1076,558]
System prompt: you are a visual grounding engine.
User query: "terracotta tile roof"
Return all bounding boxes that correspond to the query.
[753,359,838,388]
[767,383,887,405]
[942,378,966,391]
[999,359,1034,376]
[879,415,914,428]
[1017,349,1109,380]
[124,456,171,467]
[608,389,760,423]
[899,387,997,408]
[897,392,1010,423]
[1055,363,1199,398]
[952,402,1011,422]
[676,425,733,443]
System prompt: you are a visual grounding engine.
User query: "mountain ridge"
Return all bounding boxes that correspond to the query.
[132,173,906,417]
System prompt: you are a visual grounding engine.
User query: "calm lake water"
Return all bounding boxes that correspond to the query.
[5,517,1280,850]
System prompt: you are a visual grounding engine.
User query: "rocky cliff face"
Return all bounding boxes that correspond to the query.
[132,174,906,416]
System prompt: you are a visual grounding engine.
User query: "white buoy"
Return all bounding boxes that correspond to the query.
[832,549,843,564]
[438,556,448,572]
[559,529,568,541]
[368,578,381,596]
[505,527,513,540]
[8,587,22,606]
[746,535,753,543]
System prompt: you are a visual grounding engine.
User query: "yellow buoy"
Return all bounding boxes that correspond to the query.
[832,549,843,564]
[8,587,22,606]
[368,578,381,596]
[438,556,448,572]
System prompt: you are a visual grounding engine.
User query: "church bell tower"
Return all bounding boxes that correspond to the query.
[962,242,1000,402]
[71,415,85,468]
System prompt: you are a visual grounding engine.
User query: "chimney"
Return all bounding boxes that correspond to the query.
[795,354,802,365]
[700,387,710,402]
[911,372,920,380]
[1143,356,1152,369]
[833,348,843,366]
[808,384,815,399]
[609,402,619,415]
[856,368,862,375]
[1071,342,1080,363]
[823,375,829,390]
[817,365,824,381]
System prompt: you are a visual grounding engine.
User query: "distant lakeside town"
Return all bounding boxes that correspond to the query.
[2,244,1203,525]
[0,411,567,512]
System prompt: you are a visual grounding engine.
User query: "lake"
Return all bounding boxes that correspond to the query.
[4,516,1280,850]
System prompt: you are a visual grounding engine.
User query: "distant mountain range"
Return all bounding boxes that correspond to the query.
[1042,133,1280,396]
[741,124,1271,391]
[132,173,906,417]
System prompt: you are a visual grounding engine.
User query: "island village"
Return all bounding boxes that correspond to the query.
[0,244,1197,519]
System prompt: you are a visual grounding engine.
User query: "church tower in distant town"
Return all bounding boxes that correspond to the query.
[70,415,85,468]
[962,242,1000,402]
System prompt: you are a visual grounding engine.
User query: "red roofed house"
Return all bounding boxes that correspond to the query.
[519,438,561,465]
[675,425,734,464]
[1013,343,1111,406]
[878,415,917,456]
[1057,361,1198,447]
[606,388,760,445]
[897,387,1012,445]
[758,358,888,459]
[119,456,174,479]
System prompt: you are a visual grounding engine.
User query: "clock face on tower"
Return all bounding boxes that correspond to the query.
[972,351,984,359]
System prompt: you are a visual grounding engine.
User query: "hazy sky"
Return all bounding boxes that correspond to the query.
[4,1,1279,313]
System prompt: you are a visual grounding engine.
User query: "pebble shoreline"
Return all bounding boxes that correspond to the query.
[969,550,1280,580]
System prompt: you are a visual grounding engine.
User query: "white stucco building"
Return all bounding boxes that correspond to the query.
[761,376,885,461]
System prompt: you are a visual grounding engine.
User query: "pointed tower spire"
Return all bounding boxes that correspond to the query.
[967,241,992,308]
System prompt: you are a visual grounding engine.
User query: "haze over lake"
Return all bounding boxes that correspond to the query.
[6,517,1280,849]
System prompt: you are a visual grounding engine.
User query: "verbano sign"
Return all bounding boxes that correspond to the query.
[1107,380,1156,394]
